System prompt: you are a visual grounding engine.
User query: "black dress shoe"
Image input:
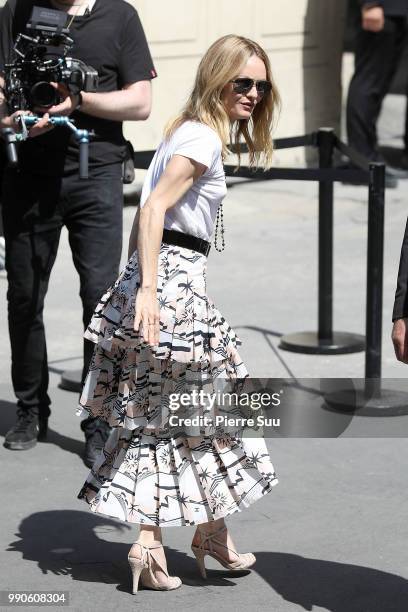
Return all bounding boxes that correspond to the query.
[4,407,41,450]
[81,416,112,468]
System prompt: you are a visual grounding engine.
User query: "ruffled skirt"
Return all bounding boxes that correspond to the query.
[76,243,278,526]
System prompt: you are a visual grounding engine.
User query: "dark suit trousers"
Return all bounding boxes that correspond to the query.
[346,16,408,160]
[1,163,123,418]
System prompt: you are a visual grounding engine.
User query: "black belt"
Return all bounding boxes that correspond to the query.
[162,228,211,256]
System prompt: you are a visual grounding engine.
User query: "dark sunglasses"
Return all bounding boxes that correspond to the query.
[230,77,272,95]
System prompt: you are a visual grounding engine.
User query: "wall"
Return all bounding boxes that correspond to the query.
[0,0,348,166]
[129,0,347,165]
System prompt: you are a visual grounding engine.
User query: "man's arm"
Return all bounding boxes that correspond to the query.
[45,79,152,122]
[79,80,151,121]
[391,218,408,363]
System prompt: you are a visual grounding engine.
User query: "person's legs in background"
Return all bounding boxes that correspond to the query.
[401,25,408,168]
[63,163,123,467]
[0,141,6,271]
[2,169,63,450]
[0,205,5,272]
[347,16,407,161]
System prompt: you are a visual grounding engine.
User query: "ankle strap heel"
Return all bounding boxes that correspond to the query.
[191,547,207,578]
[128,542,182,592]
[191,525,256,578]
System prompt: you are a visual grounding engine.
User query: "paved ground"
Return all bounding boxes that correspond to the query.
[1,92,408,611]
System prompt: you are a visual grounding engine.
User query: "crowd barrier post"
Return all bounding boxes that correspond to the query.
[279,128,365,355]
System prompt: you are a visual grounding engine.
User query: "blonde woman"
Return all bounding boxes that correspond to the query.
[76,34,281,592]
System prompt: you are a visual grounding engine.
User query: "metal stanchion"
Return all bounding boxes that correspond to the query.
[319,127,334,342]
[365,162,384,390]
[280,128,365,354]
[325,163,408,414]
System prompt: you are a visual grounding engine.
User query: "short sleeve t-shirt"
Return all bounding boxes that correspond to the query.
[0,0,157,175]
[140,120,227,241]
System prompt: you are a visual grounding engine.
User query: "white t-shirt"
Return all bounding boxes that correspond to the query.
[140,120,227,241]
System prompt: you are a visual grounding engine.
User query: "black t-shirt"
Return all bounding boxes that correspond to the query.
[0,0,157,175]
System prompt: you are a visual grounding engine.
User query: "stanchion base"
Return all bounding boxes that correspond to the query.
[59,369,82,393]
[279,331,365,355]
[325,388,408,416]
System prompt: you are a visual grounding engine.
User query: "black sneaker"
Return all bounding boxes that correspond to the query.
[4,407,41,450]
[81,417,112,469]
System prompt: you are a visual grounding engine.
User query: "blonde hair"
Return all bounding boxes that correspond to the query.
[164,34,281,170]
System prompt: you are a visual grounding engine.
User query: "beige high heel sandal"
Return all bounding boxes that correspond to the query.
[191,524,256,579]
[127,542,182,593]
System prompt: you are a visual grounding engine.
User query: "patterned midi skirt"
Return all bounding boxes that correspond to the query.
[76,243,278,526]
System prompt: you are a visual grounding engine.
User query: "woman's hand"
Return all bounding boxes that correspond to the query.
[134,287,160,346]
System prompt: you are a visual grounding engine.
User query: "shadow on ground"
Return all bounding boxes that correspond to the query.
[7,510,408,611]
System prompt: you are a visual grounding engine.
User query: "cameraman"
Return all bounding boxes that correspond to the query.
[0,0,157,466]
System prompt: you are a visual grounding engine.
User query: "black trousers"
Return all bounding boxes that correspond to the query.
[346,16,408,160]
[1,163,123,419]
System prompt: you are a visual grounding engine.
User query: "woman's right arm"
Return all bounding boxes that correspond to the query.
[132,153,207,346]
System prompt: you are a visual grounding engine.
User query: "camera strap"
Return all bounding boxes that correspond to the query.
[65,1,93,28]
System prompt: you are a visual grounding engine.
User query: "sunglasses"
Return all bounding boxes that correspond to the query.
[230,78,272,96]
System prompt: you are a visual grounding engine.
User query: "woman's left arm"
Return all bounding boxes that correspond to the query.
[132,154,207,345]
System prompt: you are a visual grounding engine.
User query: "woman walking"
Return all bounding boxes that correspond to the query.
[76,34,280,592]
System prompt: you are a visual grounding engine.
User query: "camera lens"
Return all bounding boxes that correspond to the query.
[30,82,58,108]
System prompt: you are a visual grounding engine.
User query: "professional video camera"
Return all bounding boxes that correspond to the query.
[4,6,98,112]
[1,6,99,178]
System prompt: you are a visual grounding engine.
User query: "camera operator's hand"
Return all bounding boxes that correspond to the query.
[35,82,80,117]
[0,109,29,130]
[0,109,54,138]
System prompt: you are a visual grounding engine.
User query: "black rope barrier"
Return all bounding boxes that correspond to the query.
[223,165,368,182]
[333,134,370,171]
[129,128,403,411]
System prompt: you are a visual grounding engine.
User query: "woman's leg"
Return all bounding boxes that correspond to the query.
[129,525,173,583]
[192,517,250,563]
[134,525,162,545]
